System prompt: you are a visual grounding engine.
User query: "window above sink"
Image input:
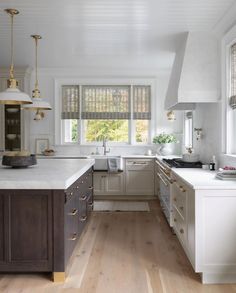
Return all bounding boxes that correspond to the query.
[55,81,154,146]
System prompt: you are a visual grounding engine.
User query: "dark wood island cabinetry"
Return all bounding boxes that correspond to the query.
[0,166,93,282]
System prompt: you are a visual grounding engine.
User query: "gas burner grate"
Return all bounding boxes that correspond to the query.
[162,158,202,168]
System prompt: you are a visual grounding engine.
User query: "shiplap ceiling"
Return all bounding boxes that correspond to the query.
[0,0,235,69]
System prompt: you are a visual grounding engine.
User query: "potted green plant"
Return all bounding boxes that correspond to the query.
[152,133,177,155]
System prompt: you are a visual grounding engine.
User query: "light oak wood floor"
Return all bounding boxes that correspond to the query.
[1,201,236,293]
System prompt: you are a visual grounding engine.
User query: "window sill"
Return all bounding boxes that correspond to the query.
[223,153,236,159]
[56,143,154,147]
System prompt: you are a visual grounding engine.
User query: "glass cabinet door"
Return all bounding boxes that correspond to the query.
[4,105,21,151]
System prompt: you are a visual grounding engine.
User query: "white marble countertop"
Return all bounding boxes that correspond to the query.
[0,158,95,190]
[172,168,236,190]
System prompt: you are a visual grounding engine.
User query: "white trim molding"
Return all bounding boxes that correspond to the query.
[222,24,236,156]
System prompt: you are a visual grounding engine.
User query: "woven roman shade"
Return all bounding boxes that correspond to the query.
[61,86,80,119]
[81,86,131,119]
[133,86,151,120]
[230,43,236,110]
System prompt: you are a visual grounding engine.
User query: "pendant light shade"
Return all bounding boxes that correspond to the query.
[23,35,52,118]
[0,88,33,105]
[0,9,32,105]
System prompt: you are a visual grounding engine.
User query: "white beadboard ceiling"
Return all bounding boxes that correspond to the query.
[0,0,235,69]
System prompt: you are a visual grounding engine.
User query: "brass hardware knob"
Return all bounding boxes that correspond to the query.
[179,186,186,192]
[69,233,77,241]
[80,216,87,222]
[80,195,87,201]
[68,209,78,216]
[180,229,184,234]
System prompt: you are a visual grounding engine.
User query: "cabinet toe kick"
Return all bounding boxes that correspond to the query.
[52,272,66,282]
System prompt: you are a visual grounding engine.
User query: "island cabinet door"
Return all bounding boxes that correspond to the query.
[0,191,53,272]
[0,194,5,264]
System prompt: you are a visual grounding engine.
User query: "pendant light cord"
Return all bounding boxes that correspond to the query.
[10,14,14,79]
[35,37,39,89]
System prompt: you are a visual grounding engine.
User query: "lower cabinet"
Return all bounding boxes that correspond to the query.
[94,159,155,197]
[171,174,195,268]
[94,172,124,196]
[0,190,53,272]
[0,167,94,279]
[0,195,4,263]
[125,159,154,196]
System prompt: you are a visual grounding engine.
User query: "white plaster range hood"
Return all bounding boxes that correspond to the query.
[165,32,220,110]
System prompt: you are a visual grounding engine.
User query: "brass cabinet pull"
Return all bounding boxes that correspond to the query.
[80,195,87,201]
[179,185,186,192]
[80,216,87,222]
[68,209,78,216]
[157,172,168,187]
[69,233,77,241]
[180,228,184,234]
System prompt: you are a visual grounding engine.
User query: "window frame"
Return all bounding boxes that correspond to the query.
[222,25,236,156]
[54,78,155,146]
[183,111,193,149]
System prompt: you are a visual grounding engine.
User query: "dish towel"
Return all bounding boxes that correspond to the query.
[108,158,119,173]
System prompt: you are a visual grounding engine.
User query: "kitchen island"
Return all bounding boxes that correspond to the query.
[0,158,94,282]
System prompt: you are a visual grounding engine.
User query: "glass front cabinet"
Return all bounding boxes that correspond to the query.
[0,68,31,152]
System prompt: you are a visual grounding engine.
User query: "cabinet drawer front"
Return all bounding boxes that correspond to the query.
[173,208,186,245]
[172,182,187,219]
[126,159,154,170]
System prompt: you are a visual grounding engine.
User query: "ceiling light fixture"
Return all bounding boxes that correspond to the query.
[0,9,32,105]
[23,35,52,120]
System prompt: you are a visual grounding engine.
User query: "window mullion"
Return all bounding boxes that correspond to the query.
[78,85,82,144]
[130,85,135,145]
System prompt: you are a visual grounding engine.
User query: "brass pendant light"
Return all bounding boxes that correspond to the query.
[167,110,176,121]
[0,9,32,105]
[23,35,52,121]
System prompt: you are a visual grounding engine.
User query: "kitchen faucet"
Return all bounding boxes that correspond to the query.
[102,137,110,155]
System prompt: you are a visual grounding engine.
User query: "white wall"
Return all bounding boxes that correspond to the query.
[193,103,222,163]
[191,22,236,168]
[28,67,183,155]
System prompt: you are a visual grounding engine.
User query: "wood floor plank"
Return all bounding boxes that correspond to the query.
[1,200,236,293]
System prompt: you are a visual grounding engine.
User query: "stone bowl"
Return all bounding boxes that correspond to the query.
[2,154,37,168]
